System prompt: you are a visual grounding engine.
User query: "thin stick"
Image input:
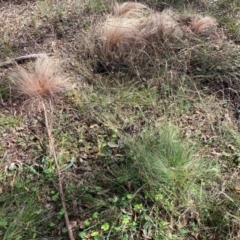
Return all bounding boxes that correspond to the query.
[42,101,75,240]
[0,54,52,68]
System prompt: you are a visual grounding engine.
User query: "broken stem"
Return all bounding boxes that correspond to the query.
[42,101,75,240]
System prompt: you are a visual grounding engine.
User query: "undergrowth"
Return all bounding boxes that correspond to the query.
[1,0,240,239]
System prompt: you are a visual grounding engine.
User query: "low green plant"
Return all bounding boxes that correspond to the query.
[124,124,218,185]
[118,124,226,236]
[0,115,20,132]
[0,179,49,240]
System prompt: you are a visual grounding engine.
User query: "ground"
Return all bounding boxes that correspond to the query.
[1,0,240,240]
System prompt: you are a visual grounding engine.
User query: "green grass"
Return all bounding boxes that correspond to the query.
[125,125,214,186]
[0,173,52,240]
[0,115,20,132]
[121,125,220,232]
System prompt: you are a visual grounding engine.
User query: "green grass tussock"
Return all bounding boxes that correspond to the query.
[117,124,239,239]
[125,125,207,186]
[123,124,219,202]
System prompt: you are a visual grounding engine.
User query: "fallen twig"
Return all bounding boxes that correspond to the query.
[42,101,75,240]
[0,53,52,68]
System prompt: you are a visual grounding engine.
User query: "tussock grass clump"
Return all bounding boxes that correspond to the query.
[190,15,218,35]
[125,125,218,190]
[141,10,182,39]
[113,1,149,16]
[98,3,182,48]
[95,2,222,56]
[116,124,238,237]
[91,2,223,75]
[9,55,68,99]
[100,16,144,49]
[92,2,183,73]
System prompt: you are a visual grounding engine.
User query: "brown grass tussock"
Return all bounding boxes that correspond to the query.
[9,55,68,99]
[190,15,218,35]
[113,2,149,17]
[140,10,182,39]
[98,2,182,54]
[100,16,144,47]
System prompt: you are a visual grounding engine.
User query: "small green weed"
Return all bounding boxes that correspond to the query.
[0,115,20,132]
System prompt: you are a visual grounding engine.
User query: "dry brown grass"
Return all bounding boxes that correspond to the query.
[9,55,68,99]
[140,10,182,39]
[90,2,185,74]
[97,3,219,51]
[113,2,149,17]
[96,3,182,57]
[190,15,218,35]
[92,2,222,74]
[100,16,145,48]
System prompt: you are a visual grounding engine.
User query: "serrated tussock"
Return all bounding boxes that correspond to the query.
[9,55,68,99]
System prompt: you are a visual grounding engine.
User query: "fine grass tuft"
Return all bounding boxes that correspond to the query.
[190,15,218,35]
[124,124,219,190]
[92,2,184,74]
[0,178,51,240]
[141,9,183,38]
[118,124,236,237]
[98,3,182,49]
[100,15,144,48]
[91,2,224,75]
[9,55,69,99]
[113,1,149,16]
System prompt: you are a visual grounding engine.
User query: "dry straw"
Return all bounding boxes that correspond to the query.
[9,55,68,99]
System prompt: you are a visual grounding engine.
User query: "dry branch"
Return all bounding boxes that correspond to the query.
[42,102,75,240]
[0,54,52,68]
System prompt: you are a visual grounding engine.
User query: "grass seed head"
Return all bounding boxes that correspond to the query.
[98,8,182,53]
[100,16,144,46]
[141,11,183,38]
[94,3,183,72]
[10,55,68,99]
[113,2,149,17]
[190,15,218,35]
